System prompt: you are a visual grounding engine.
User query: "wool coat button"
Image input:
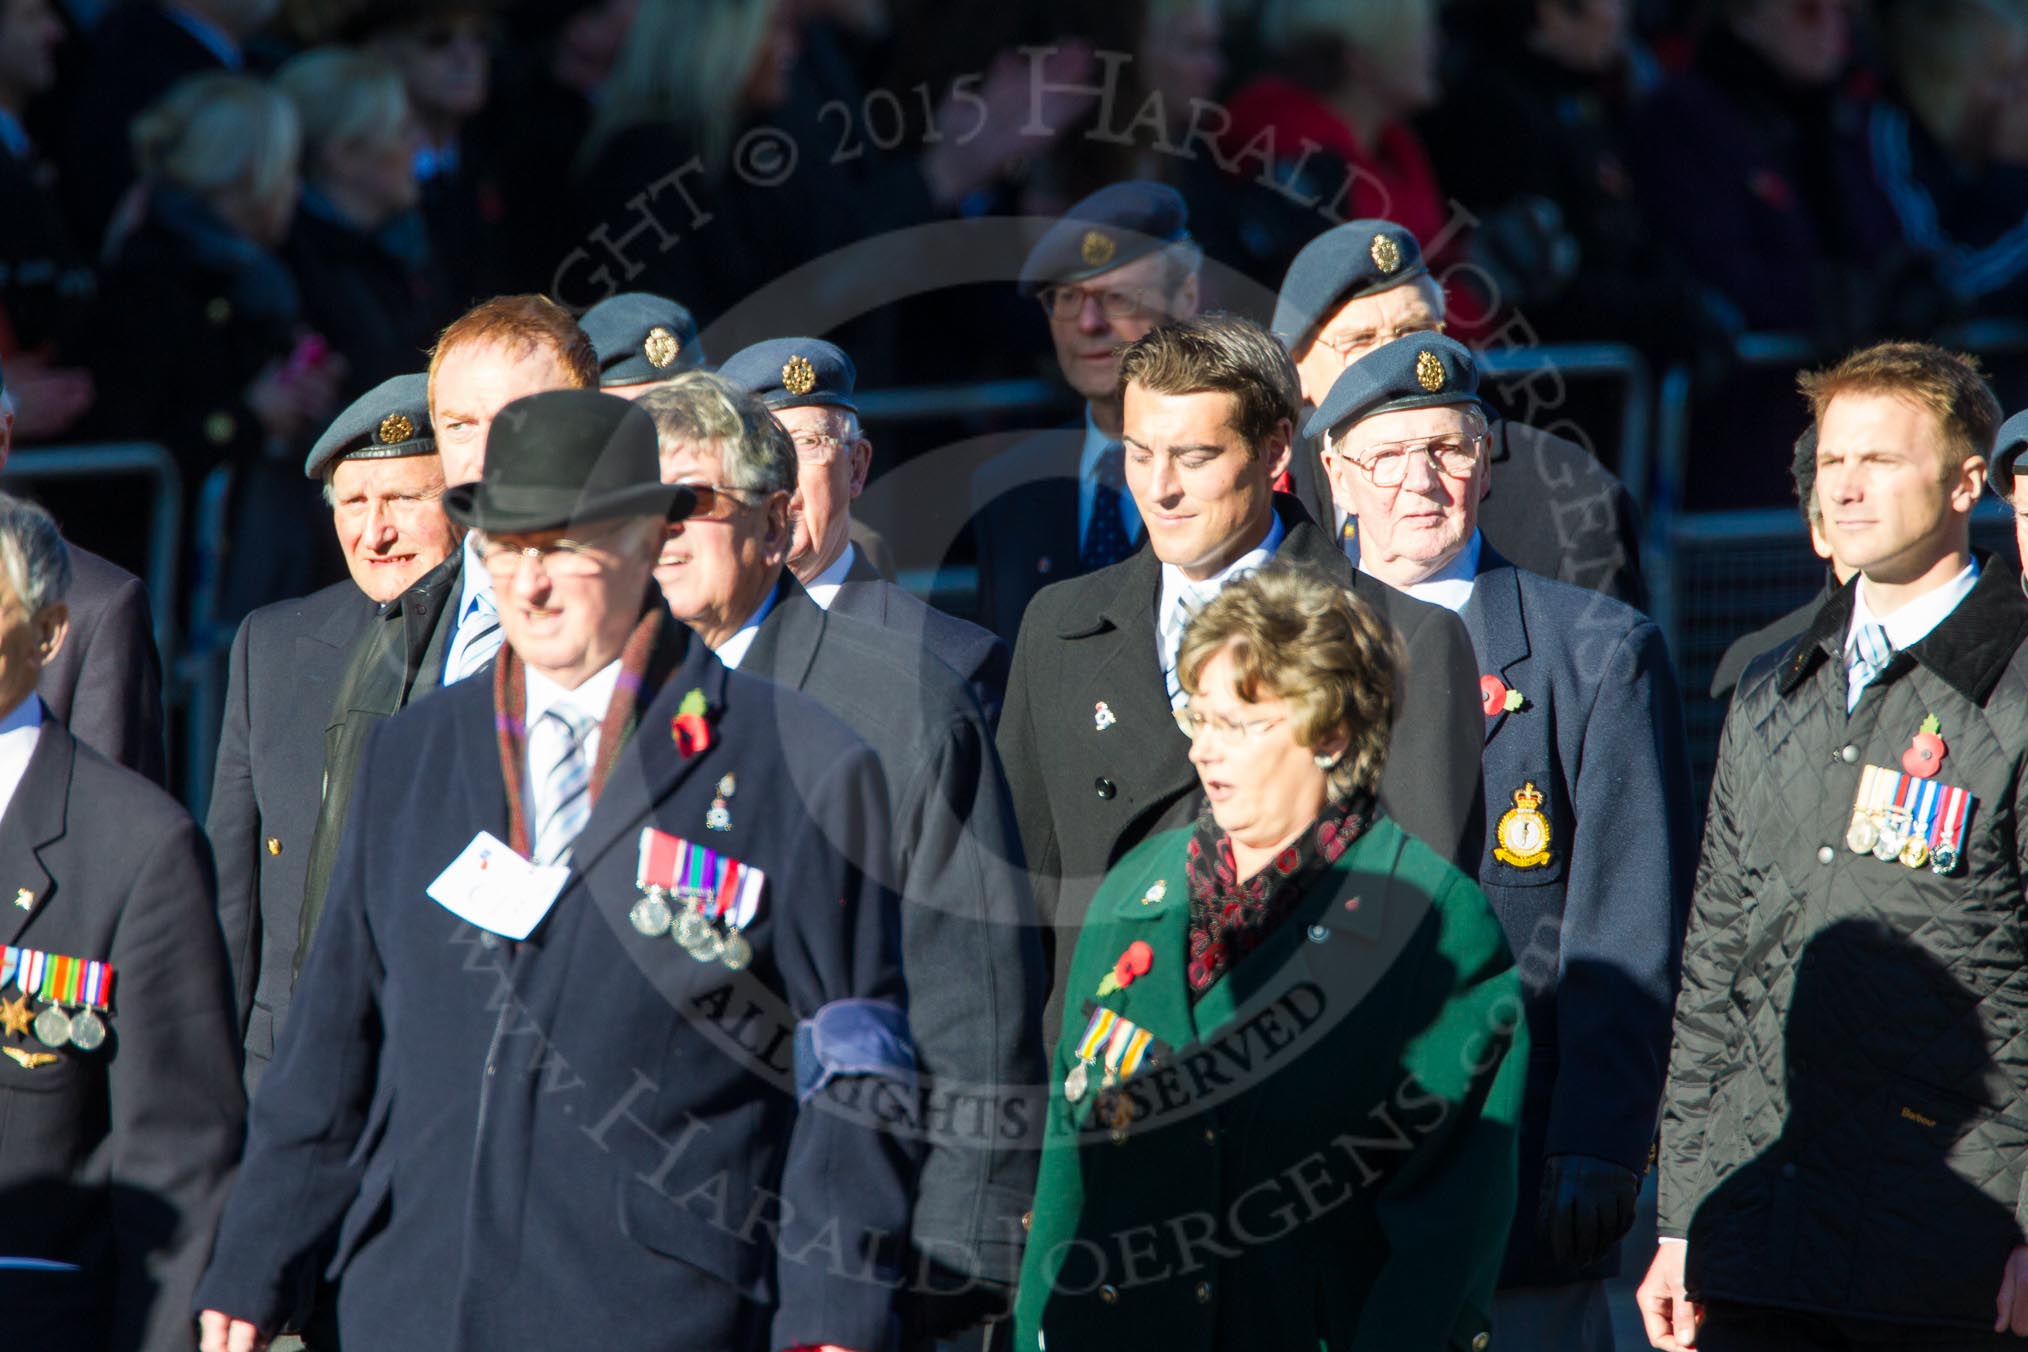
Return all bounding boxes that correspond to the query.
[1098,1284,1119,1305]
[1473,1334,1491,1351]
[265,837,282,856]
[1095,777,1116,800]
[1021,1210,1033,1233]
[1816,845,1835,864]
[1841,745,1859,764]
[1306,924,1329,943]
[1195,1281,1212,1303]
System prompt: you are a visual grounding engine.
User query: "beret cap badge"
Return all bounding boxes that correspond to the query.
[1415,349,1446,393]
[643,326,681,370]
[1370,234,1402,274]
[377,412,416,445]
[781,355,818,397]
[1081,229,1117,268]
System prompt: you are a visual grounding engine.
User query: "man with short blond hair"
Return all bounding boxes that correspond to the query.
[1640,342,2028,1351]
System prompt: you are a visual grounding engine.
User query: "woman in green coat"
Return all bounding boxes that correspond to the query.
[1015,561,1527,1352]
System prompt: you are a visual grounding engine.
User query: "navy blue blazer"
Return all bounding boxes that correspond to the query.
[833,547,1011,731]
[196,618,919,1352]
[205,579,376,1088]
[969,424,1088,647]
[1458,548,1694,1286]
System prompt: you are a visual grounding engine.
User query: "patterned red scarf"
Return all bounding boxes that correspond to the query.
[1183,791,1372,999]
[494,606,668,859]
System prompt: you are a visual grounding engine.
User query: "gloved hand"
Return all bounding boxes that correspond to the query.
[1539,1153,1640,1269]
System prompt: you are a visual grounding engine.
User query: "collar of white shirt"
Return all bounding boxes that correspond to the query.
[1845,559,1980,658]
[458,531,496,618]
[804,543,857,611]
[1157,511,1288,644]
[0,693,46,827]
[713,585,781,671]
[1364,530,1482,615]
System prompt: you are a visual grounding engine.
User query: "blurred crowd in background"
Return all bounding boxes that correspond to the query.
[6,0,2028,655]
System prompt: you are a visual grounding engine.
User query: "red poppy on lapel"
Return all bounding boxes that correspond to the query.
[671,688,713,757]
[1903,715,1947,780]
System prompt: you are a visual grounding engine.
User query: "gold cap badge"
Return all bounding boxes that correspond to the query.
[377,413,415,445]
[1370,233,1402,274]
[781,355,817,397]
[1081,229,1116,268]
[1415,349,1446,393]
[643,326,680,369]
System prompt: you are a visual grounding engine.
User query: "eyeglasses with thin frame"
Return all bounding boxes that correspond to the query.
[1037,284,1161,322]
[1172,707,1289,745]
[1346,432,1488,488]
[789,430,854,465]
[476,521,640,578]
[1312,319,1446,362]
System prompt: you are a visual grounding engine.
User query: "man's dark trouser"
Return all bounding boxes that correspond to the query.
[1701,1301,2022,1350]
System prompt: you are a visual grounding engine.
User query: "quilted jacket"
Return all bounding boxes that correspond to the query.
[1660,557,2028,1327]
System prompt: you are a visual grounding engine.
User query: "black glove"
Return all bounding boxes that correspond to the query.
[1539,1153,1640,1269]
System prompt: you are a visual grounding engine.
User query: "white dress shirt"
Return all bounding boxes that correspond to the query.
[522,661,621,837]
[1156,512,1287,703]
[1362,530,1482,615]
[1844,559,1980,662]
[804,543,857,611]
[712,587,780,671]
[444,533,501,682]
[1079,409,1142,552]
[0,694,44,828]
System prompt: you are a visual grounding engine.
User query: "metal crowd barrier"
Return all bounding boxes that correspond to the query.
[1477,341,1654,513]
[7,443,182,660]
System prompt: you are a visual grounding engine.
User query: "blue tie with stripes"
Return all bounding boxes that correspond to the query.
[1847,621,1893,713]
[532,706,595,866]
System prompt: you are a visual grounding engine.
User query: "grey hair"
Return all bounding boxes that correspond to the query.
[635,372,797,497]
[0,493,73,613]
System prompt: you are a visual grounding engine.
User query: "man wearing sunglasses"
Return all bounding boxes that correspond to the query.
[720,337,1009,728]
[639,371,1045,1352]
[969,180,1203,644]
[1274,218,1647,610]
[1313,332,1694,1352]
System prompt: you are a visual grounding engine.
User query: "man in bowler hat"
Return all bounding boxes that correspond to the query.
[197,390,918,1352]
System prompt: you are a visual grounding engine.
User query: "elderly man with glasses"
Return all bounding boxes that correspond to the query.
[1274,218,1647,609]
[198,389,919,1352]
[1313,332,1694,1352]
[638,370,1045,1352]
[968,181,1204,644]
[720,337,1009,728]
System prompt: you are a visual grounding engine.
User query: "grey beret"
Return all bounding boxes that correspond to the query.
[581,292,706,386]
[1271,219,1431,348]
[1303,333,1486,441]
[718,338,857,412]
[304,373,434,479]
[1017,180,1192,298]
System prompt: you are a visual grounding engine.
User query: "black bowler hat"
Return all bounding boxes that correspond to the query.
[1271,220,1431,349]
[718,337,856,412]
[443,390,694,533]
[581,292,706,385]
[303,373,434,479]
[1018,180,1192,298]
[1993,408,2028,499]
[1303,333,1486,441]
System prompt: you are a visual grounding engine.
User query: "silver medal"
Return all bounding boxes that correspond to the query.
[69,1008,106,1051]
[674,906,713,954]
[720,931,752,971]
[33,1003,72,1048]
[630,893,673,937]
[1931,843,1960,874]
[1065,1059,1089,1102]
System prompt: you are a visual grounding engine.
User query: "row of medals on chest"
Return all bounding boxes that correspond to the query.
[1846,800,1957,872]
[5,991,106,1051]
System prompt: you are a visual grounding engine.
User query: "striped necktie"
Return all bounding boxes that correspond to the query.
[1847,620,1893,712]
[446,587,503,684]
[531,706,596,867]
[1161,587,1208,710]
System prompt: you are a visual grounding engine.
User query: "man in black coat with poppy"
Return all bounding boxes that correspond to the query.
[196,390,918,1352]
